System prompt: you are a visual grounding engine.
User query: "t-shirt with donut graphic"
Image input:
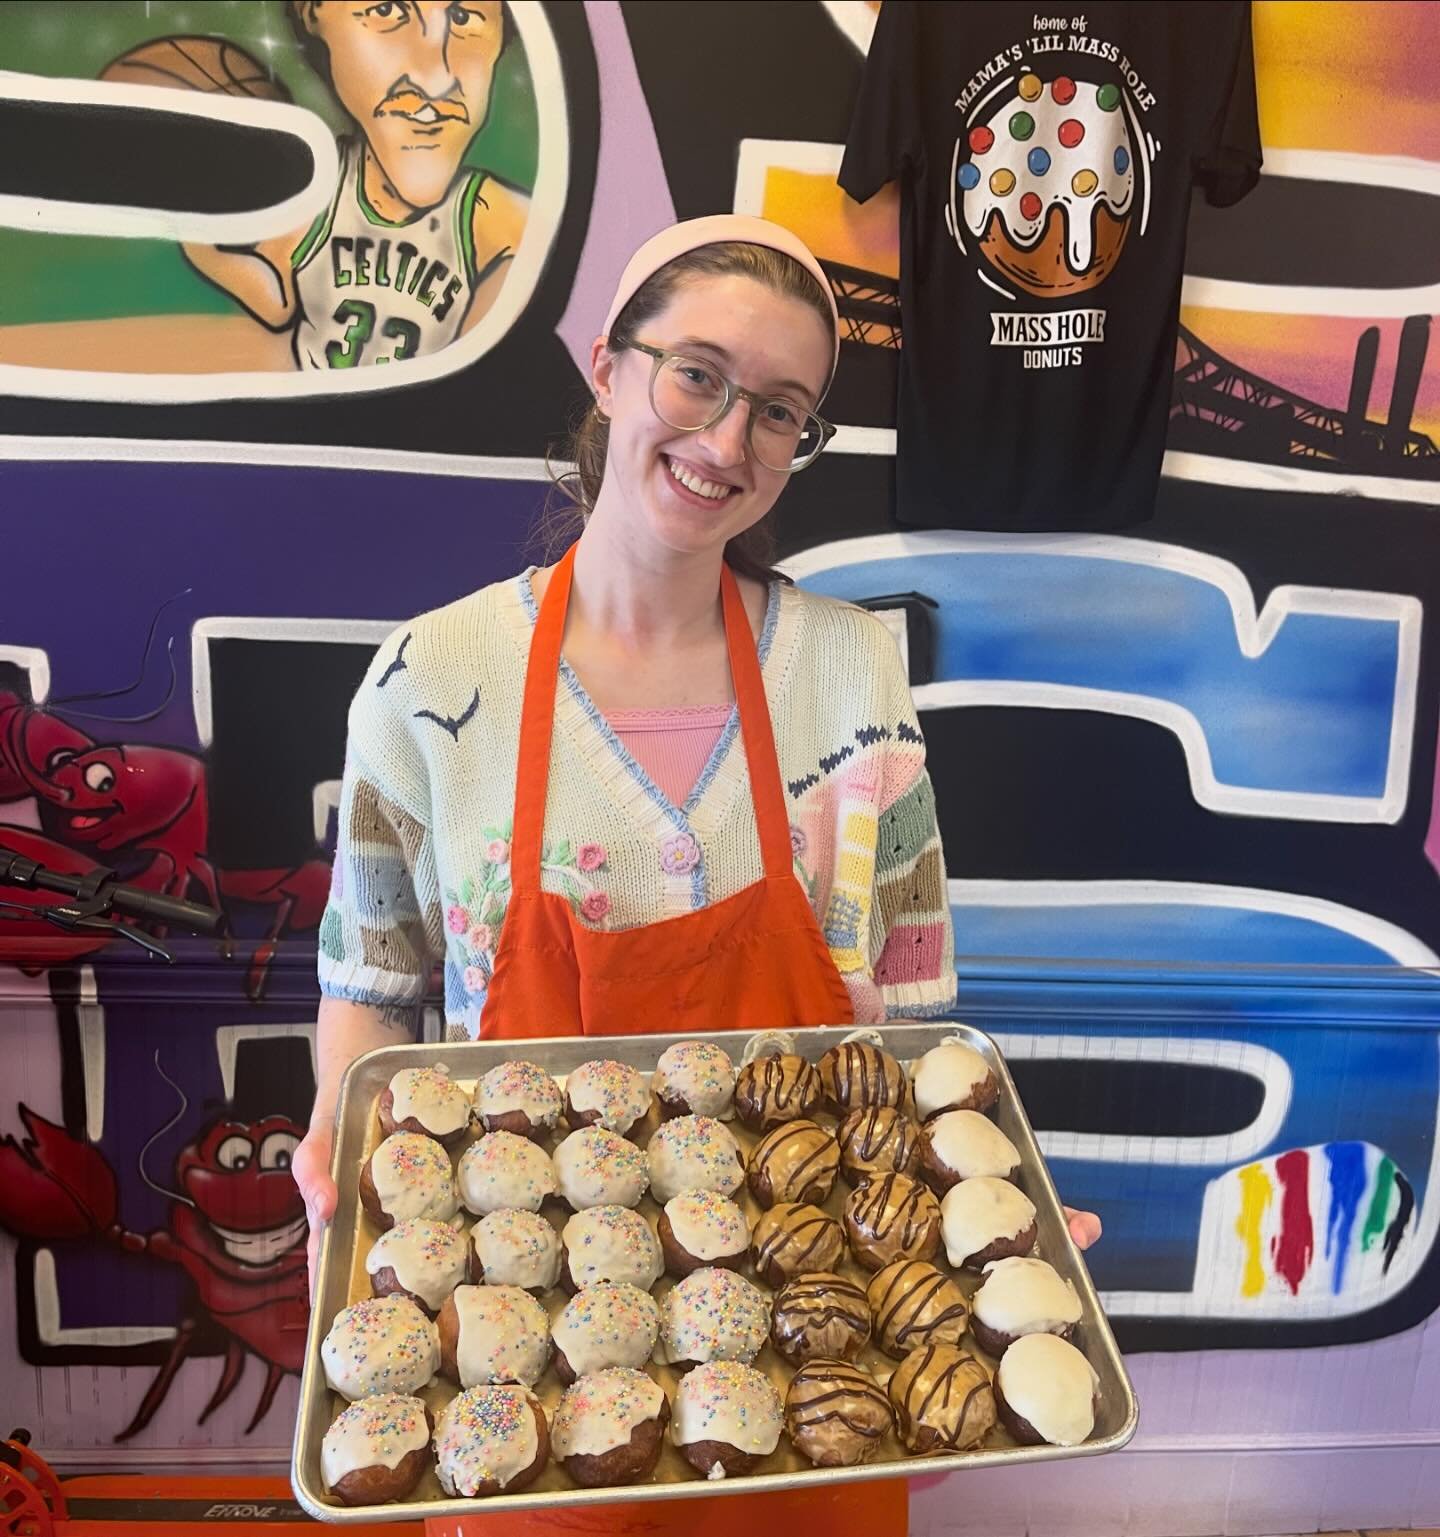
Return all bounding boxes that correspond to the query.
[841,2,1260,532]
[961,73,1135,298]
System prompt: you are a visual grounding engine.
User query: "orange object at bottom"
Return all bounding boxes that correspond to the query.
[9,1463,903,1537]
[38,1473,423,1536]
[424,1481,907,1537]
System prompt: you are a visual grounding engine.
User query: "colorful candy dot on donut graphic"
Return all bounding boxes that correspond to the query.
[958,74,1137,297]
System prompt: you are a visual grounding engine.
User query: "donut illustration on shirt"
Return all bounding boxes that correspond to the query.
[957,72,1139,298]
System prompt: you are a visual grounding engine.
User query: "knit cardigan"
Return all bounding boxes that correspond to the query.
[318,569,957,1039]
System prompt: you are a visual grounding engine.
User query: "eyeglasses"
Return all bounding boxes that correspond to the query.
[620,340,836,472]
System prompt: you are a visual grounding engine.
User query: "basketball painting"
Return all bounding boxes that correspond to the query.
[0,0,546,381]
[99,35,292,100]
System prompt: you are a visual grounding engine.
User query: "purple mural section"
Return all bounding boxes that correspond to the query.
[556,0,677,371]
[1,459,544,749]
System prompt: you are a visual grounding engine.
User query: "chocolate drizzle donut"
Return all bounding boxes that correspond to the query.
[750,1202,845,1287]
[837,1105,923,1186]
[770,1272,871,1366]
[817,1042,910,1116]
[784,1359,893,1467]
[746,1119,839,1208]
[887,1344,996,1454]
[842,1171,942,1272]
[734,1053,822,1131]
[866,1259,969,1358]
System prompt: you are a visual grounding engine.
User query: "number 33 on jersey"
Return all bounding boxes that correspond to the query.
[290,138,513,369]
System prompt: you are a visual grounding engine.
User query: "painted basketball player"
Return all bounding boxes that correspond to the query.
[182,1,529,369]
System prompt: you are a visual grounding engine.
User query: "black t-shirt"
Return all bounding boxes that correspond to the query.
[840,1,1261,531]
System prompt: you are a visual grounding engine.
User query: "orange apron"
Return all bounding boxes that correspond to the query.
[482,543,854,1040]
[461,550,897,1537]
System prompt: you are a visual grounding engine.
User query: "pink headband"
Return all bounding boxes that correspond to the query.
[602,214,841,379]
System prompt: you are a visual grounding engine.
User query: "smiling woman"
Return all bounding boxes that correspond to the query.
[554,233,839,585]
[302,210,950,1080]
[294,220,966,1309]
[298,212,1096,1331]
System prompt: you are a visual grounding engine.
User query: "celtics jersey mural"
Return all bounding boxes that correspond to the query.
[290,137,513,369]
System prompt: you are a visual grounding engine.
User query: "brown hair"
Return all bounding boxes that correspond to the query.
[544,242,837,586]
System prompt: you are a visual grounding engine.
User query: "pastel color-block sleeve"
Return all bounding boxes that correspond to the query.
[317,630,442,1009]
[869,646,958,1019]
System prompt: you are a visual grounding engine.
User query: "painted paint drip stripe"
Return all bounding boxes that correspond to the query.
[1384,1171,1415,1275]
[1361,1156,1396,1254]
[1234,1146,1416,1297]
[1324,1141,1369,1295]
[1236,1162,1272,1298]
[1271,1147,1313,1296]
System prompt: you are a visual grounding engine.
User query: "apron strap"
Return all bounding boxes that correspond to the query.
[512,546,793,895]
[720,563,793,881]
[510,544,574,899]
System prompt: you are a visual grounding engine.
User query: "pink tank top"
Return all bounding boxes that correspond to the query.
[608,704,731,807]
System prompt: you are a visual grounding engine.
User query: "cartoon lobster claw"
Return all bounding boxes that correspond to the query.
[0,691,333,996]
[0,1094,309,1441]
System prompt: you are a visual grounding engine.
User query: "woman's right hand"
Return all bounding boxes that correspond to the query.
[292,1119,338,1304]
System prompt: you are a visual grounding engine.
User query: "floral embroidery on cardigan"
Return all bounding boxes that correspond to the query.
[445,822,614,994]
[660,831,701,875]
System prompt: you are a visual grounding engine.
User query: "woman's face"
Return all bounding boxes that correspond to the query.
[590,273,833,561]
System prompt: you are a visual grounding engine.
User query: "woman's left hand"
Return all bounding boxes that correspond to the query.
[1065,1206,1102,1250]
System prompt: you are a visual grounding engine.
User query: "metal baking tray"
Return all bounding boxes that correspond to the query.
[292,1023,1138,1522]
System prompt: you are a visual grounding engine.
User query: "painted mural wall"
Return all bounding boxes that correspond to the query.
[1,0,1438,1499]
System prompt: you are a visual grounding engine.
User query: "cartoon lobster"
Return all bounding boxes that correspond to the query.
[0,1089,309,1440]
[0,692,331,994]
